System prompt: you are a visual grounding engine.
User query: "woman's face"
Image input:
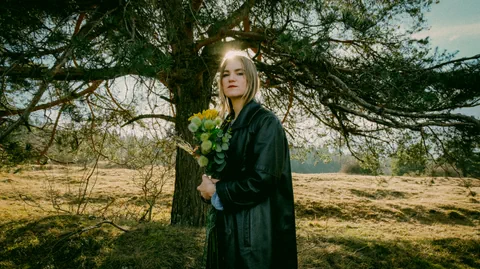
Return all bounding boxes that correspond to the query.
[221,58,247,101]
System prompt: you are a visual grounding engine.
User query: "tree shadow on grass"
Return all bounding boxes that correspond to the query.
[99,223,205,269]
[0,215,112,268]
[2,214,479,269]
[350,189,410,200]
[0,215,205,269]
[298,234,480,269]
[396,206,477,226]
[295,201,477,226]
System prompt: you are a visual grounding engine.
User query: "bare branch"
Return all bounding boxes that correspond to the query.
[122,114,176,127]
[38,104,65,161]
[324,38,397,47]
[192,0,203,13]
[104,81,130,113]
[281,83,293,124]
[0,65,166,81]
[58,220,129,240]
[424,54,480,71]
[160,95,174,104]
[0,63,70,142]
[0,81,102,118]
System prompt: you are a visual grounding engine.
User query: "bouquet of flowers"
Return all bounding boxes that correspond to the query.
[175,109,231,267]
[177,109,232,178]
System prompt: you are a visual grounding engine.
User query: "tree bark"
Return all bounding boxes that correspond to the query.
[170,92,210,226]
[169,57,214,226]
[171,147,208,226]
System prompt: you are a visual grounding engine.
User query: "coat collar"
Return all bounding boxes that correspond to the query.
[229,100,262,131]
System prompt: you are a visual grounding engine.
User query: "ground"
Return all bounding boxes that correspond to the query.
[1,165,479,268]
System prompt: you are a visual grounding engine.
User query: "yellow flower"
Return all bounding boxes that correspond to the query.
[188,112,203,121]
[202,109,219,120]
[188,109,219,121]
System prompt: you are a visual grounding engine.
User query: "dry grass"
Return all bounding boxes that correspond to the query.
[1,166,480,268]
[294,173,480,268]
[0,164,174,222]
[294,173,479,236]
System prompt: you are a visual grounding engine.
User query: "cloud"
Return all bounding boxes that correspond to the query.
[449,35,460,41]
[413,23,480,41]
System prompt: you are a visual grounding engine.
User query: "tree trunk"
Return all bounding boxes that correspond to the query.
[170,64,213,226]
[171,146,208,226]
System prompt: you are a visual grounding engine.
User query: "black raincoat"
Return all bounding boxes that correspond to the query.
[214,100,298,269]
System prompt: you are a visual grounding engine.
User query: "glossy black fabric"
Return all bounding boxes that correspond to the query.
[214,100,298,269]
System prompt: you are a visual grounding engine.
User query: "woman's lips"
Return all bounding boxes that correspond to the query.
[228,85,237,88]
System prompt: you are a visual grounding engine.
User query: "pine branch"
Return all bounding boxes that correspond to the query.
[326,73,480,130]
[206,0,255,37]
[122,114,176,127]
[424,54,480,71]
[0,65,166,81]
[2,46,67,60]
[0,7,116,142]
[0,81,102,118]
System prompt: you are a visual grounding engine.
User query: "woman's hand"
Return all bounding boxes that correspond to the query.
[197,174,217,200]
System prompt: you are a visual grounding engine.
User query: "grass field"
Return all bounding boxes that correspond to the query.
[1,165,479,268]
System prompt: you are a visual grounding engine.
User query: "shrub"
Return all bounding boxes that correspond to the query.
[427,165,462,177]
[391,142,427,176]
[340,161,375,175]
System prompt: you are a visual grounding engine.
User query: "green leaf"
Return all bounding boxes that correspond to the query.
[216,160,227,172]
[216,152,225,159]
[221,143,229,151]
[214,155,224,164]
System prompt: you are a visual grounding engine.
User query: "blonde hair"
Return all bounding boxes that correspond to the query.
[217,54,260,118]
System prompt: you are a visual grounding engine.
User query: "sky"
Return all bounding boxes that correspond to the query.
[416,0,480,58]
[415,0,480,117]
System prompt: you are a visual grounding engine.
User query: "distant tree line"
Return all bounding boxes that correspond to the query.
[290,147,342,173]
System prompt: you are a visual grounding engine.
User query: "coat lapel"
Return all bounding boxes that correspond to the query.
[230,100,262,131]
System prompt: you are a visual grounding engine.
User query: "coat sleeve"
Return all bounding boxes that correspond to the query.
[215,114,286,212]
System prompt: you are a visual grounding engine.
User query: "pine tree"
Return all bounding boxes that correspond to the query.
[1,0,479,226]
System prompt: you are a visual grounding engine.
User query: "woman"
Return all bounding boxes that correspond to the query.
[197,53,297,269]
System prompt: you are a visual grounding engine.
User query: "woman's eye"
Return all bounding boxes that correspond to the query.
[237,72,244,76]
[222,73,229,77]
